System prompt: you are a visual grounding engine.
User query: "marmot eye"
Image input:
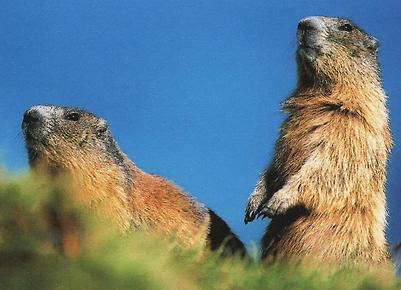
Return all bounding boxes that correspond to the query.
[96,126,107,138]
[338,24,353,32]
[65,112,80,121]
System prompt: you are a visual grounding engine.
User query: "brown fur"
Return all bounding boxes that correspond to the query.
[245,16,392,266]
[63,156,210,248]
[22,106,246,255]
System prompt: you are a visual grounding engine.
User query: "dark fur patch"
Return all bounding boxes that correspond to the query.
[207,209,247,257]
[103,134,132,186]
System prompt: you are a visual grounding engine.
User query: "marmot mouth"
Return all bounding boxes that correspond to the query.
[23,124,50,146]
[24,133,49,167]
[297,43,322,59]
[23,130,37,143]
[297,32,321,53]
[298,40,316,50]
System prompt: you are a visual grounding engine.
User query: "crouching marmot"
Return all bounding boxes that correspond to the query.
[22,105,246,257]
[245,16,392,266]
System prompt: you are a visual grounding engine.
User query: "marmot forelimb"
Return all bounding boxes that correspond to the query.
[22,105,246,256]
[244,16,392,265]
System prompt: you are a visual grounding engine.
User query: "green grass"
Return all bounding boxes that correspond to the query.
[0,171,399,290]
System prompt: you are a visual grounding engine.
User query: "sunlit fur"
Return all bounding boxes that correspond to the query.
[245,16,392,266]
[22,106,245,254]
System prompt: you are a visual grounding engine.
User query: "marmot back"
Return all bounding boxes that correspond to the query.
[22,105,246,257]
[245,16,392,266]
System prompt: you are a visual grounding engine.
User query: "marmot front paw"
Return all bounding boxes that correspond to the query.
[257,190,293,218]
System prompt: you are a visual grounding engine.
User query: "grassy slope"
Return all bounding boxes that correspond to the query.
[0,172,399,290]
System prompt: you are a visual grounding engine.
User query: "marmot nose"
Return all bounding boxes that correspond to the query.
[298,17,325,32]
[23,109,42,126]
[298,20,317,32]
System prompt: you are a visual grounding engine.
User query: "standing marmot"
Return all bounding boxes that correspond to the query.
[22,105,246,256]
[244,16,392,265]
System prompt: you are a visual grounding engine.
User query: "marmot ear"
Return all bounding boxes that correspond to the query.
[96,118,108,137]
[366,36,379,53]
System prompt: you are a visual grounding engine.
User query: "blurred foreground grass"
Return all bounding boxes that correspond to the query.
[0,171,399,290]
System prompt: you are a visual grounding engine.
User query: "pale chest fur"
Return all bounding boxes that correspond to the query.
[279,95,390,214]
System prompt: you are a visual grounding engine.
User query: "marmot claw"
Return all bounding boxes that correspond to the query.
[244,193,266,224]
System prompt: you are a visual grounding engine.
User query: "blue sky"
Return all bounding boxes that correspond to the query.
[0,0,400,247]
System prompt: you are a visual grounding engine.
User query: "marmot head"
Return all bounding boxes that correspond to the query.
[22,105,126,175]
[296,16,380,89]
